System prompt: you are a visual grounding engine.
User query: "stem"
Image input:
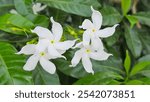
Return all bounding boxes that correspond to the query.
[132,0,141,29]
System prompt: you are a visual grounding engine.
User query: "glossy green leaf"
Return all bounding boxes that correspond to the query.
[0,42,33,84]
[124,25,142,58]
[126,15,138,28]
[26,14,49,27]
[0,14,34,35]
[121,0,131,16]
[124,50,131,75]
[32,64,60,85]
[14,0,33,16]
[100,5,122,26]
[74,71,123,85]
[134,12,150,27]
[37,0,101,17]
[130,62,150,76]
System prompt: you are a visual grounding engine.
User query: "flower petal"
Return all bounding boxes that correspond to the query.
[54,40,76,50]
[39,57,56,74]
[31,26,53,39]
[91,6,102,29]
[23,55,39,71]
[48,45,66,59]
[97,24,119,38]
[36,39,49,52]
[91,36,104,50]
[79,19,94,29]
[82,54,94,74]
[89,50,112,61]
[72,42,83,49]
[83,30,91,47]
[69,49,83,67]
[50,17,63,41]
[16,44,36,55]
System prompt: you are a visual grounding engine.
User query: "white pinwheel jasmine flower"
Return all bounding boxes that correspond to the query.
[32,3,47,14]
[16,42,56,74]
[31,17,76,59]
[10,9,18,14]
[79,6,119,50]
[70,42,112,74]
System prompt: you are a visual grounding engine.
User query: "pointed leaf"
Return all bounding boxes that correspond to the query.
[37,0,101,17]
[0,42,33,84]
[124,50,131,75]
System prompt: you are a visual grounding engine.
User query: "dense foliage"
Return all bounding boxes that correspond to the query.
[0,0,150,85]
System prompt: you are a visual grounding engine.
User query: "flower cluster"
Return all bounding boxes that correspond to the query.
[17,17,76,74]
[17,6,118,74]
[69,7,118,74]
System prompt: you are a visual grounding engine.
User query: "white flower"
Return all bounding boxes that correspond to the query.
[31,17,76,59]
[32,3,47,14]
[70,42,112,74]
[79,6,119,50]
[16,42,56,74]
[10,9,18,14]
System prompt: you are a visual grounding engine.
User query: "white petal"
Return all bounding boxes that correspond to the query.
[97,24,119,38]
[91,36,104,50]
[40,57,56,74]
[83,30,91,47]
[36,39,49,52]
[16,44,36,55]
[23,55,39,71]
[10,9,18,14]
[50,17,63,41]
[54,40,76,50]
[31,26,53,39]
[57,50,66,54]
[82,54,94,74]
[48,45,66,59]
[91,6,102,29]
[69,49,83,67]
[79,19,94,29]
[72,42,83,49]
[32,3,46,14]
[89,50,112,61]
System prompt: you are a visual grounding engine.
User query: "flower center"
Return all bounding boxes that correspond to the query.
[50,40,55,44]
[85,49,91,54]
[39,52,45,56]
[92,29,96,32]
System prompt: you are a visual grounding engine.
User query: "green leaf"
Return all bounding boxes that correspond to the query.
[100,5,122,26]
[124,50,131,75]
[54,50,123,78]
[14,0,33,16]
[124,25,142,58]
[134,12,150,27]
[74,71,123,85]
[138,54,150,62]
[32,64,60,85]
[26,14,49,27]
[126,15,138,28]
[0,0,14,15]
[125,80,143,85]
[0,14,34,35]
[130,62,150,77]
[121,0,131,16]
[0,42,33,84]
[37,0,101,17]
[138,28,150,54]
